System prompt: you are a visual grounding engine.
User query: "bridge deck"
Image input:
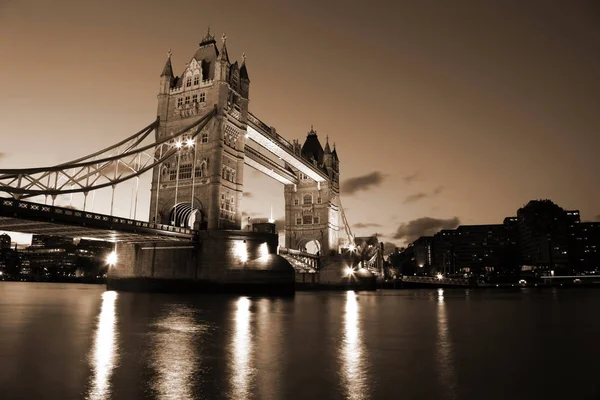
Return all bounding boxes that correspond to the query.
[0,199,195,243]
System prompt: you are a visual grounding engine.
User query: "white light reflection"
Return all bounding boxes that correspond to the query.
[436,289,457,398]
[88,291,118,400]
[342,291,367,400]
[231,297,252,400]
[152,306,203,400]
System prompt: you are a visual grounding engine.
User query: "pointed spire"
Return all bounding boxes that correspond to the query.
[324,135,331,153]
[160,49,173,77]
[332,142,339,160]
[308,125,317,136]
[218,32,229,62]
[240,53,250,80]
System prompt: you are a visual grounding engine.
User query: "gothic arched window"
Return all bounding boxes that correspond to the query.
[303,194,313,205]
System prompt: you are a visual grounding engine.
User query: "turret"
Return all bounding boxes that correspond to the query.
[216,33,230,82]
[323,135,333,170]
[240,54,250,99]
[159,50,174,94]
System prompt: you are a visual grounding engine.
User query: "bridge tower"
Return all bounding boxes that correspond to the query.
[284,128,341,255]
[149,30,250,230]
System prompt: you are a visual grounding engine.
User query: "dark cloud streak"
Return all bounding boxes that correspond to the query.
[392,217,460,244]
[341,172,387,195]
[402,172,419,184]
[353,222,382,229]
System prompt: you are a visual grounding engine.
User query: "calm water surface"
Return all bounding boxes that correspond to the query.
[1,282,599,400]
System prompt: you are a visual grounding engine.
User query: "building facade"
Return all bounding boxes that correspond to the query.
[149,30,250,230]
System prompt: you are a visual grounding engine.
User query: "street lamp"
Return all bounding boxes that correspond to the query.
[188,137,197,229]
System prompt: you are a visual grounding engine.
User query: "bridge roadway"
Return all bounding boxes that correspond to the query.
[245,112,329,184]
[0,198,195,243]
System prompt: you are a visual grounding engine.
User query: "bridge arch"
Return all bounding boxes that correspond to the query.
[168,200,205,229]
[296,237,322,256]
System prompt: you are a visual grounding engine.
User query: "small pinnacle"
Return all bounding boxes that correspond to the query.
[222,33,227,43]
[167,49,172,58]
[242,53,246,63]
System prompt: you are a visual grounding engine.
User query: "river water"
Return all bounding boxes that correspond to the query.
[0,283,599,400]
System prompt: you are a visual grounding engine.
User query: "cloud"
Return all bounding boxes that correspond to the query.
[403,186,446,204]
[392,217,460,244]
[352,222,382,229]
[242,192,253,198]
[341,171,387,195]
[403,193,428,204]
[402,172,419,184]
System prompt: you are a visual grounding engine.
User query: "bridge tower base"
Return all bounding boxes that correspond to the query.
[106,231,295,295]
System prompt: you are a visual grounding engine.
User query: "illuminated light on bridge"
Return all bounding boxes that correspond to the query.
[259,242,269,258]
[106,251,117,266]
[88,291,118,400]
[234,241,248,263]
[345,266,354,276]
[437,273,444,280]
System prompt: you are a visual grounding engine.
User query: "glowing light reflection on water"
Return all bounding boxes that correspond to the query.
[342,291,367,400]
[436,289,457,399]
[231,297,252,400]
[152,306,204,400]
[87,291,118,400]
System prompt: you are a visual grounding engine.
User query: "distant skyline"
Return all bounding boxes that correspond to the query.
[1,0,599,248]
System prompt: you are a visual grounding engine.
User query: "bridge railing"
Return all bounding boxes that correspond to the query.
[0,199,195,238]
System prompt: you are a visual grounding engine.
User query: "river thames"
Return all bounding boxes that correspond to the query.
[0,283,599,399]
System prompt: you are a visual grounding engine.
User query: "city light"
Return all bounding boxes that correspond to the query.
[106,251,117,266]
[186,138,195,147]
[437,273,443,280]
[345,266,354,276]
[348,244,356,252]
[175,140,182,149]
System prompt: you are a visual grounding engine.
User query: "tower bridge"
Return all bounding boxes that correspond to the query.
[0,30,373,293]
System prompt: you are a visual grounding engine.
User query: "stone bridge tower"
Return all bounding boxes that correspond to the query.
[149,30,250,230]
[284,127,341,255]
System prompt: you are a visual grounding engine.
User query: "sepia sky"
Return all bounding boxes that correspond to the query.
[1,0,599,247]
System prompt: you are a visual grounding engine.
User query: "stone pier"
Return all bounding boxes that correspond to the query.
[107,231,295,295]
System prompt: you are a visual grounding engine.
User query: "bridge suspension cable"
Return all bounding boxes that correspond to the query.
[0,107,217,200]
[338,197,355,246]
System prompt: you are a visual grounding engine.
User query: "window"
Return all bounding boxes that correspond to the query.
[201,132,209,143]
[186,77,192,87]
[313,216,320,224]
[296,217,302,225]
[177,98,183,107]
[192,94,198,103]
[221,166,236,182]
[169,168,177,181]
[179,164,192,180]
[199,92,206,103]
[201,61,211,80]
[317,197,322,204]
[303,215,313,225]
[294,198,299,206]
[303,194,312,205]
[193,75,200,85]
[185,96,190,105]
[194,165,203,178]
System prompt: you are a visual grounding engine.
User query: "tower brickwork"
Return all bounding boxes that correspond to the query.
[149,30,250,230]
[284,128,341,254]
